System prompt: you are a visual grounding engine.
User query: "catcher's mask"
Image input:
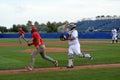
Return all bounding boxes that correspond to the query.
[69,24,76,30]
[31,26,37,33]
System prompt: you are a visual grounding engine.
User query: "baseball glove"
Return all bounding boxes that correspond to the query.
[60,34,67,41]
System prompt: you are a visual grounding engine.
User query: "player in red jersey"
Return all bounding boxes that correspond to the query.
[18,28,28,44]
[26,26,58,71]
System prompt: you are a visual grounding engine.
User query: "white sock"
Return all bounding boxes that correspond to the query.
[68,59,73,66]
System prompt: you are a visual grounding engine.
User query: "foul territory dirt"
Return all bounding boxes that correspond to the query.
[0,63,120,74]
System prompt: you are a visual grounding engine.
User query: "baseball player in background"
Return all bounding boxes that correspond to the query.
[26,26,58,71]
[64,22,93,68]
[111,27,118,44]
[18,28,28,44]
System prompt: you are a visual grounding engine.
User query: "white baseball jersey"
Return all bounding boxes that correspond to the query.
[68,29,79,45]
[112,29,117,36]
[67,29,81,55]
[111,29,117,40]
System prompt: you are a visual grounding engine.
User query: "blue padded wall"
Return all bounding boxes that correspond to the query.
[0,32,111,39]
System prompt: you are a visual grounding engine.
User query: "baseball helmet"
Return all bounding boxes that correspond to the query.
[31,26,37,33]
[69,23,76,30]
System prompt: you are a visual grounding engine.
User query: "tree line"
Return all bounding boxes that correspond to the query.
[0,21,67,33]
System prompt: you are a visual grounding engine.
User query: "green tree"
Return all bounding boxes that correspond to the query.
[10,24,18,32]
[46,21,52,32]
[34,21,39,27]
[34,21,41,31]
[46,21,67,32]
[26,20,33,32]
[10,24,28,32]
[39,23,47,32]
[21,24,28,32]
[0,26,8,33]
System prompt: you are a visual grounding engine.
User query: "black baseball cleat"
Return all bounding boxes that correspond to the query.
[66,65,74,68]
[89,56,93,60]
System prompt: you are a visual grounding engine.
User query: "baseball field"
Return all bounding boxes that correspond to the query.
[0,38,120,80]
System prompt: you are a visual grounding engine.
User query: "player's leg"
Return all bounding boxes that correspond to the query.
[80,52,93,60]
[26,48,38,71]
[67,46,74,68]
[21,34,28,43]
[19,35,22,44]
[67,53,74,68]
[74,44,93,60]
[39,45,58,67]
[115,36,118,43]
[112,36,115,44]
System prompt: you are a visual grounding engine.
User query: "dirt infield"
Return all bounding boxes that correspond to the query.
[0,41,95,53]
[0,63,120,74]
[0,40,111,46]
[21,48,94,53]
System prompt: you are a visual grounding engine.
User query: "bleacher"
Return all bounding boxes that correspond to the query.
[75,18,120,32]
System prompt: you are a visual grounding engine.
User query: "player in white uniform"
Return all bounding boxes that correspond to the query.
[111,27,118,44]
[64,22,93,68]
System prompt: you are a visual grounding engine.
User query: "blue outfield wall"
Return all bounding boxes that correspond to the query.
[78,32,111,39]
[0,32,112,39]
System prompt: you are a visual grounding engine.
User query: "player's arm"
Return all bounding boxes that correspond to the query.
[28,42,33,46]
[68,36,75,40]
[64,22,69,32]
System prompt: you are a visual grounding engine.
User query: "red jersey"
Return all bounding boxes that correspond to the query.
[19,29,25,35]
[32,31,44,47]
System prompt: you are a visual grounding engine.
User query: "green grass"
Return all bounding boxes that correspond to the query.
[0,68,120,80]
[0,39,120,69]
[0,38,62,42]
[0,38,120,80]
